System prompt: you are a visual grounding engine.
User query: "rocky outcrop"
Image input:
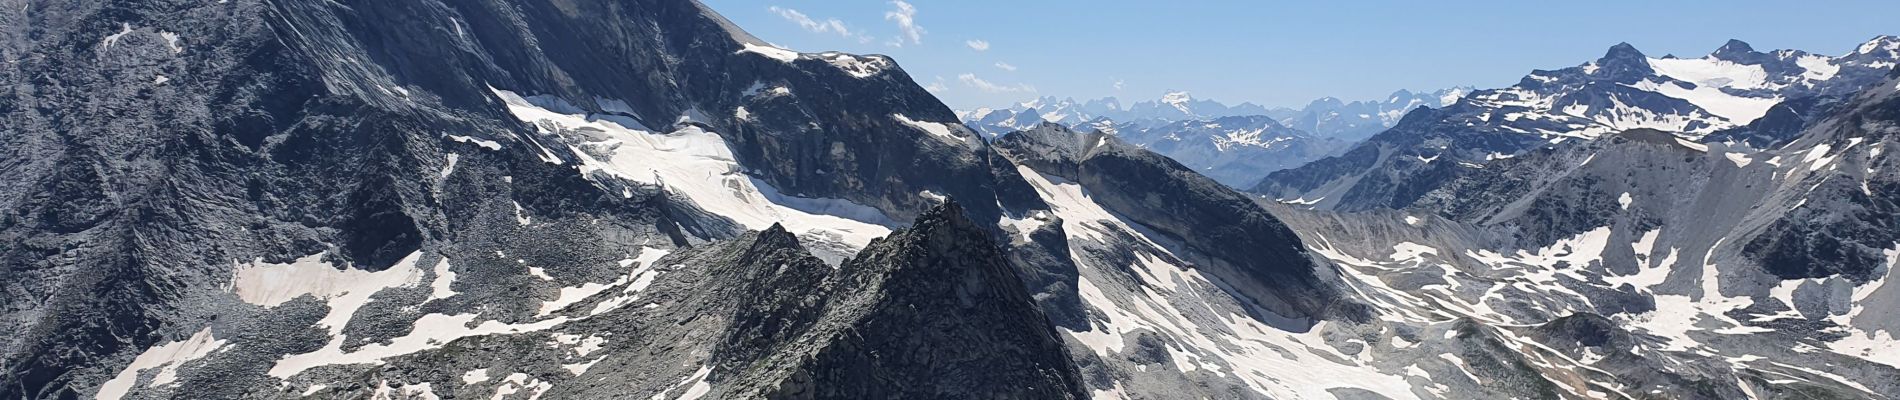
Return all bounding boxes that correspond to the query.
[734,202,1087,399]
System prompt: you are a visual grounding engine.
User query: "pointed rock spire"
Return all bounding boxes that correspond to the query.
[1593,42,1654,79]
[1601,42,1648,62]
[1712,39,1759,61]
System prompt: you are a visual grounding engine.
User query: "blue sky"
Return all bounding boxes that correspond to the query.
[701,1,1900,110]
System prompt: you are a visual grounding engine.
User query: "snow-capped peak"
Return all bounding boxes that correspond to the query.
[1856,35,1900,55]
[1161,90,1193,105]
[1438,87,1469,106]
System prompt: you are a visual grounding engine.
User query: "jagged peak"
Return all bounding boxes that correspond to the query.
[1604,42,1645,59]
[745,223,806,256]
[910,200,979,235]
[1306,96,1345,108]
[1161,90,1194,104]
[1711,39,1757,60]
[1590,42,1654,77]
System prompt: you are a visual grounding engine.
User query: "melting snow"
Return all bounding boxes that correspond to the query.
[892,113,973,148]
[489,88,895,250]
[735,43,798,63]
[815,52,890,78]
[440,153,459,179]
[1795,54,1841,81]
[158,31,182,53]
[230,252,425,328]
[540,247,669,316]
[462,368,490,384]
[651,366,714,400]
[427,257,457,300]
[447,135,502,150]
[1803,143,1836,172]
[96,328,227,400]
[100,23,133,49]
[270,312,572,379]
[588,248,674,315]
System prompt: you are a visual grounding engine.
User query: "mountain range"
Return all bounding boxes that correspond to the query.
[1257,37,1900,211]
[961,88,1471,141]
[3,1,1897,399]
[959,88,1467,187]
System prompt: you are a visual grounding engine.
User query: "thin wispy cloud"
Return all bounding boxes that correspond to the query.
[966,39,990,51]
[925,76,949,93]
[959,73,1035,93]
[885,1,924,46]
[769,6,871,43]
[1113,78,1126,91]
[994,62,1017,71]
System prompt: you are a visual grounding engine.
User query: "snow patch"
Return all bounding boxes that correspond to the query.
[229,252,425,332]
[489,88,896,251]
[461,368,490,384]
[100,23,133,49]
[651,366,714,400]
[447,135,502,150]
[815,52,890,78]
[735,43,798,63]
[539,247,668,316]
[892,113,973,148]
[96,328,227,400]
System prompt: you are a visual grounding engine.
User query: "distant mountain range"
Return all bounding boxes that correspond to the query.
[961,88,1469,140]
[958,88,1467,186]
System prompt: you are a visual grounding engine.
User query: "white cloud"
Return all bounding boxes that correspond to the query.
[958,73,1035,93]
[994,62,1017,72]
[885,1,924,46]
[1113,78,1125,91]
[925,76,949,93]
[965,39,990,51]
[769,6,871,43]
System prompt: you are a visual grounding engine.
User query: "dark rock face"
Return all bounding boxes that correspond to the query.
[753,202,1087,399]
[994,123,1362,323]
[1417,128,1707,246]
[0,0,1049,397]
[1256,106,1545,211]
[1739,88,1900,282]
